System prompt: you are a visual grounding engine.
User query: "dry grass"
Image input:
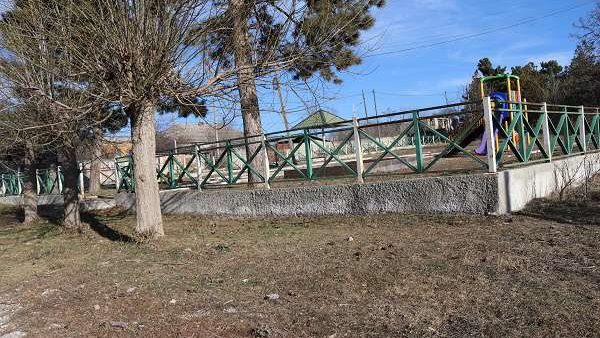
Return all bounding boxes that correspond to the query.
[0,198,600,337]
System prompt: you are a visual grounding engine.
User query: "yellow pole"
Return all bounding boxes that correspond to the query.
[480,80,485,100]
[507,78,517,144]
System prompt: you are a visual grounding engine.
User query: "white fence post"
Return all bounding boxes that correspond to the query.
[16,168,22,195]
[35,169,40,195]
[542,103,552,162]
[195,145,203,190]
[79,162,85,198]
[261,135,271,189]
[57,166,63,195]
[579,105,587,153]
[482,97,497,173]
[353,117,365,183]
[0,174,5,196]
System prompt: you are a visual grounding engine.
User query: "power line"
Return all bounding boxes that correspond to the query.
[368,1,595,58]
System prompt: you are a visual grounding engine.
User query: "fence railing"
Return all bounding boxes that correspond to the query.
[2,98,599,197]
[115,100,487,192]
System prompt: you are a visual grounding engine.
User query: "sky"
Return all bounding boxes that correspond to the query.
[0,0,593,136]
[245,0,597,134]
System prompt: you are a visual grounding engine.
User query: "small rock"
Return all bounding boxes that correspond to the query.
[242,278,250,284]
[93,305,101,311]
[184,248,192,252]
[41,289,58,297]
[347,236,354,242]
[287,291,297,297]
[326,241,335,246]
[169,299,177,304]
[109,321,128,329]
[223,307,237,313]
[49,323,65,329]
[264,293,280,301]
[126,287,136,293]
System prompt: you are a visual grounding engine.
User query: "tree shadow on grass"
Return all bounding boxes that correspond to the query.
[81,210,134,243]
[519,197,600,226]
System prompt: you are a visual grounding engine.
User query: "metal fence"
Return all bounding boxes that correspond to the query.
[2,97,599,197]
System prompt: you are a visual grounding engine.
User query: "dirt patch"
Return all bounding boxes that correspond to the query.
[1,199,600,337]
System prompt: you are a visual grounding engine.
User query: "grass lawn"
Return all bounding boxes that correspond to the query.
[0,195,599,337]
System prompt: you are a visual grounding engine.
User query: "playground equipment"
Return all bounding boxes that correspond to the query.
[449,74,524,156]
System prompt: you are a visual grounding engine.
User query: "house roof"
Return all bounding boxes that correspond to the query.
[291,109,349,130]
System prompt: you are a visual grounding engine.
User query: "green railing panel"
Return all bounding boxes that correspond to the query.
[419,122,488,171]
[265,139,307,182]
[312,130,357,179]
[361,122,418,177]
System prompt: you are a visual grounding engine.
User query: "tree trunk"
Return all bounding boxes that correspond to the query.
[21,142,38,224]
[88,132,102,195]
[62,149,82,231]
[231,0,266,186]
[130,100,164,239]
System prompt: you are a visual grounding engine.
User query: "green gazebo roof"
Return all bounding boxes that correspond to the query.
[291,109,348,130]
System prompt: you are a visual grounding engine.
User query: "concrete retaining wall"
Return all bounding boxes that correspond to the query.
[116,173,499,216]
[2,153,599,216]
[497,152,600,213]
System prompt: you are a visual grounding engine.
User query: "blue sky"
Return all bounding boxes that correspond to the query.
[3,0,587,135]
[246,0,597,133]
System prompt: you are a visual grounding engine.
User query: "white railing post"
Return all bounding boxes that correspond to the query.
[482,97,497,173]
[261,135,271,189]
[0,174,5,196]
[35,169,40,195]
[195,145,203,190]
[16,167,22,195]
[542,103,552,162]
[353,117,365,183]
[79,162,85,198]
[579,105,587,153]
[57,166,63,195]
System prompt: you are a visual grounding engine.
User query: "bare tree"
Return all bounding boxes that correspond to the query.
[1,0,241,238]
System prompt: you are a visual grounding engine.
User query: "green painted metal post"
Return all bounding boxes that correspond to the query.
[261,135,271,189]
[195,145,202,190]
[412,111,424,173]
[563,106,572,154]
[226,141,233,184]
[168,153,175,188]
[517,102,527,161]
[304,129,313,180]
[114,160,120,193]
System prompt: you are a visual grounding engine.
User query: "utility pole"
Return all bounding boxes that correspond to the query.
[372,90,382,143]
[361,90,369,119]
[273,74,295,163]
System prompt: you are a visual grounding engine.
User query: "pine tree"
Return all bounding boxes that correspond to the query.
[189,0,384,184]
